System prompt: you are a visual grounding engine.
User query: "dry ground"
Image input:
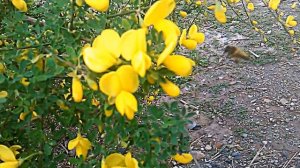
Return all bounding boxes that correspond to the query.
[175,0,300,167]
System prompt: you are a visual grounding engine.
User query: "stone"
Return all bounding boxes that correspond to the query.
[264,99,272,103]
[190,151,206,160]
[280,98,289,105]
[205,145,212,151]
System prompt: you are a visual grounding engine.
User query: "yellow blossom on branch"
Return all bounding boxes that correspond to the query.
[11,0,28,12]
[268,0,280,10]
[172,153,193,164]
[101,152,138,168]
[85,0,109,12]
[68,133,92,160]
[285,15,297,27]
[0,144,22,167]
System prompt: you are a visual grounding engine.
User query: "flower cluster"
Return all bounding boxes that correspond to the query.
[73,0,200,121]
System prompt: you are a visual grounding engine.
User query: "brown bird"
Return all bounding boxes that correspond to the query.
[224,45,250,63]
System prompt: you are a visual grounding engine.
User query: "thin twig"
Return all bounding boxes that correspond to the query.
[249,50,260,58]
[247,144,266,168]
[282,151,300,168]
[107,6,150,19]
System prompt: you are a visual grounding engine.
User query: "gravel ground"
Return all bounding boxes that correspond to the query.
[173,0,300,167]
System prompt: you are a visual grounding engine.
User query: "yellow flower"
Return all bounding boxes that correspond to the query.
[173,153,193,164]
[195,1,201,6]
[291,2,296,9]
[252,20,258,25]
[85,0,109,12]
[268,0,280,10]
[92,98,100,106]
[11,0,28,12]
[9,145,22,156]
[99,72,122,98]
[72,76,83,103]
[207,5,227,12]
[68,133,92,160]
[93,29,121,59]
[83,29,120,73]
[116,65,139,93]
[131,51,152,77]
[153,19,179,65]
[115,91,138,120]
[0,91,8,98]
[83,47,117,73]
[147,96,155,102]
[215,2,227,24]
[120,29,147,61]
[247,3,254,11]
[99,65,139,120]
[143,0,176,27]
[179,11,187,18]
[227,0,240,3]
[160,79,180,97]
[104,109,113,117]
[101,152,138,168]
[19,111,38,121]
[163,55,195,77]
[188,24,205,44]
[0,144,22,168]
[20,78,30,87]
[143,0,178,65]
[288,30,295,36]
[285,15,297,27]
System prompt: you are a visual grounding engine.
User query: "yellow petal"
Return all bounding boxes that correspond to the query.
[157,37,177,65]
[163,55,195,77]
[131,51,152,77]
[144,0,176,26]
[83,47,117,73]
[11,0,27,12]
[0,145,17,162]
[0,161,19,168]
[72,77,83,103]
[268,0,281,10]
[120,29,147,61]
[93,29,121,58]
[0,91,8,98]
[99,72,122,97]
[188,24,198,37]
[125,152,139,168]
[105,109,113,117]
[247,3,254,11]
[190,32,205,44]
[68,136,80,150]
[160,79,180,97]
[115,91,138,120]
[179,29,187,45]
[173,153,193,164]
[154,19,180,45]
[82,47,114,73]
[19,112,29,121]
[105,153,126,167]
[182,39,197,50]
[179,11,187,18]
[116,65,139,93]
[20,78,30,87]
[9,145,21,156]
[85,0,109,12]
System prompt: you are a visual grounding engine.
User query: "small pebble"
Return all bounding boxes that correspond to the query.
[190,151,206,160]
[205,145,212,151]
[280,98,289,105]
[262,141,268,145]
[232,151,241,159]
[241,133,248,138]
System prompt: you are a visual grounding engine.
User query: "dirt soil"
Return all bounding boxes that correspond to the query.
[175,1,300,168]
